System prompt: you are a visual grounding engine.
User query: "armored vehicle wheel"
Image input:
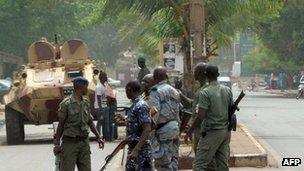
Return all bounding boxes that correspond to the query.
[5,106,25,145]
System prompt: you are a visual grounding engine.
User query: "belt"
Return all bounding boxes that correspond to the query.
[156,120,175,130]
[156,122,169,131]
[62,135,88,142]
[201,129,228,138]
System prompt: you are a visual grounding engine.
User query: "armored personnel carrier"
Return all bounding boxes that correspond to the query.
[3,38,100,145]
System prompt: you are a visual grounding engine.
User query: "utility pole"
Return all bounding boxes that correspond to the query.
[183,0,205,97]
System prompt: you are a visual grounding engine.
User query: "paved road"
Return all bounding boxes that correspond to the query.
[0,88,128,171]
[237,90,304,171]
[0,124,119,171]
[0,88,302,170]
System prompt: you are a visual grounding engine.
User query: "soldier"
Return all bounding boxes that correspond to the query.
[137,54,150,83]
[150,67,180,171]
[53,77,105,171]
[141,74,155,99]
[185,65,233,171]
[125,81,153,171]
[192,63,208,153]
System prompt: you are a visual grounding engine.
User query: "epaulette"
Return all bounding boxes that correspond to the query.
[151,85,158,91]
[82,97,89,102]
[60,96,70,105]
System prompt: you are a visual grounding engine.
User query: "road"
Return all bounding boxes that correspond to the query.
[0,88,129,171]
[0,88,303,170]
[237,90,304,171]
[0,124,120,171]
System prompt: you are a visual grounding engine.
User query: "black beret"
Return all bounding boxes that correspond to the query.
[73,77,88,85]
[206,65,220,78]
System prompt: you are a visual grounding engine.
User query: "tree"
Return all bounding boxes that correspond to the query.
[0,0,95,58]
[80,24,124,66]
[89,0,282,93]
[258,0,304,67]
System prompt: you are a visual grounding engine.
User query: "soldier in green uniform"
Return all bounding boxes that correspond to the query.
[53,77,105,171]
[137,54,150,83]
[192,63,208,153]
[185,65,233,171]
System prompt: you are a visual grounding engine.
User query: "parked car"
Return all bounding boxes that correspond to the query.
[218,76,232,89]
[108,78,121,87]
[0,78,12,100]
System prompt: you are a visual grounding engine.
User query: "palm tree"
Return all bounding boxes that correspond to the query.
[89,0,282,93]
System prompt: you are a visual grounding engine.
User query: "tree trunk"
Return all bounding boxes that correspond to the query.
[182,0,206,97]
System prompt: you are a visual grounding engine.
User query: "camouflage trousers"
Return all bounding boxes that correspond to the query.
[193,129,231,171]
[60,138,91,171]
[126,146,153,171]
[154,138,179,171]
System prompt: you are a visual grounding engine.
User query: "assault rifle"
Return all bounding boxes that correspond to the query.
[100,140,127,171]
[228,91,245,131]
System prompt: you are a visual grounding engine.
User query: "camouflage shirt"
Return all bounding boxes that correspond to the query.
[137,67,150,83]
[58,93,92,137]
[149,81,180,124]
[126,97,153,170]
[126,97,151,143]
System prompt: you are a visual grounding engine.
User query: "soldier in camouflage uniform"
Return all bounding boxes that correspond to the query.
[141,74,155,103]
[137,55,150,83]
[125,81,153,171]
[141,74,157,125]
[150,67,180,171]
[53,77,104,171]
[185,66,233,171]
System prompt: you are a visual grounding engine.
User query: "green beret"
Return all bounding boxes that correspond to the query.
[138,53,146,63]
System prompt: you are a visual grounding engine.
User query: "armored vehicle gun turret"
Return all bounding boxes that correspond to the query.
[3,38,100,144]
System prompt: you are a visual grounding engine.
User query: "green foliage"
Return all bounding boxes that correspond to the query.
[92,0,283,61]
[0,0,284,68]
[80,24,122,66]
[206,0,283,46]
[0,0,94,58]
[243,41,300,73]
[258,0,304,67]
[244,43,280,73]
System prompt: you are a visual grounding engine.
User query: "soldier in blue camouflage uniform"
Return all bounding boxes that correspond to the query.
[125,81,153,171]
[150,67,180,171]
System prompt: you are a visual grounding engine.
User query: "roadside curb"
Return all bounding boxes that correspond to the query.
[229,124,268,167]
[179,125,269,169]
[264,90,297,98]
[108,125,270,170]
[239,125,281,168]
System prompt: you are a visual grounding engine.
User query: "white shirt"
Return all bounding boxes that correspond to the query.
[94,82,105,109]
